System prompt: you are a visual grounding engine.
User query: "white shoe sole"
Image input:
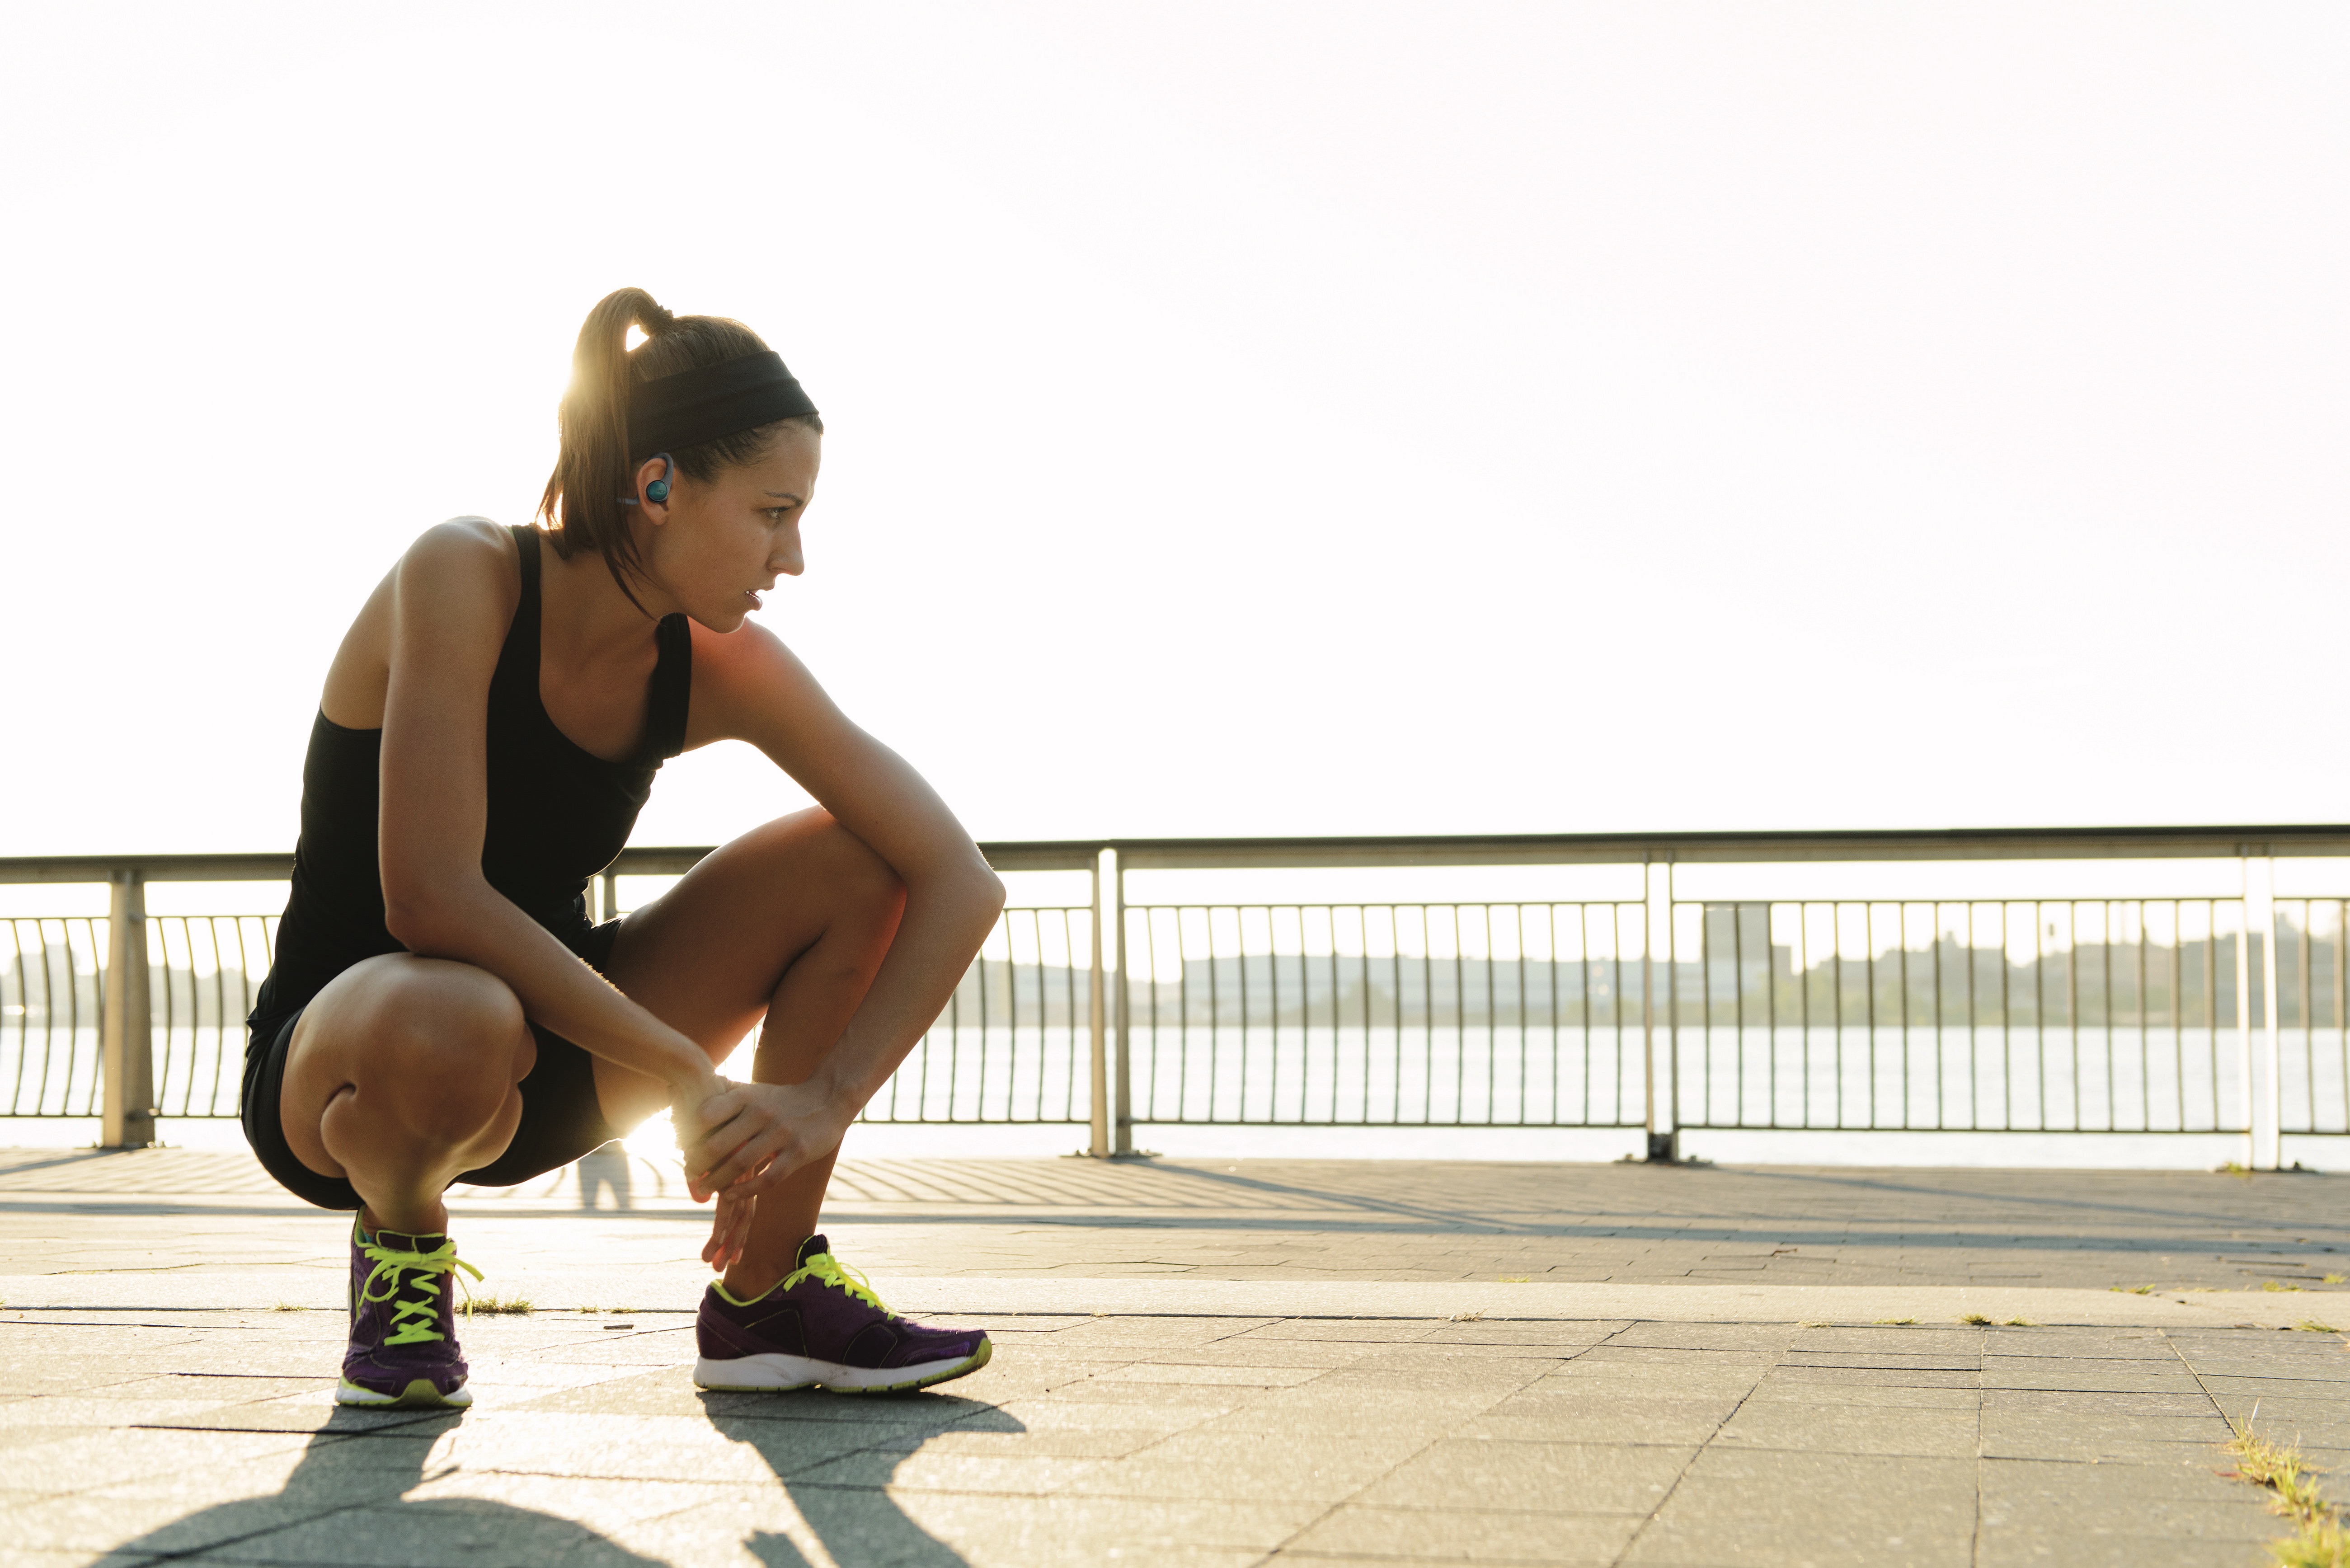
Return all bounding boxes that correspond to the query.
[694,1338,991,1394]
[337,1376,473,1409]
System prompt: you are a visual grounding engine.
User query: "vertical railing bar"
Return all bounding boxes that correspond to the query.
[2068,901,2081,1134]
[2300,899,2315,1134]
[2137,901,2150,1133]
[2034,901,2048,1132]
[2205,899,2219,1132]
[2001,903,2013,1133]
[2115,902,2134,1133]
[1732,902,1745,1127]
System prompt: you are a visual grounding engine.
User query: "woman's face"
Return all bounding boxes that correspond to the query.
[643,423,821,631]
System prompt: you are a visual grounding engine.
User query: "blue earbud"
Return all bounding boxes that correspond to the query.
[619,453,675,507]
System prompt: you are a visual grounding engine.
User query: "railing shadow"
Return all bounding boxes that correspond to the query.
[109,1407,667,1566]
[703,1389,1023,1568]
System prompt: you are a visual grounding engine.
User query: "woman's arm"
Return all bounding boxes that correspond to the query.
[682,619,1007,1196]
[375,524,727,1142]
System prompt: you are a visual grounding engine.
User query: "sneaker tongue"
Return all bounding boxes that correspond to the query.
[795,1234,830,1268]
[370,1230,449,1254]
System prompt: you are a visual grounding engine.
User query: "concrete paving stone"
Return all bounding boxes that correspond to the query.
[1789,1327,1981,1352]
[865,1426,1171,1459]
[1198,1390,1498,1434]
[1740,1380,1978,1410]
[1234,1321,1443,1344]
[1443,1414,1708,1452]
[1355,1437,1696,1513]
[893,1491,1322,1564]
[1978,1410,2230,1462]
[492,1368,765,1418]
[1974,1530,2295,1568]
[422,1410,861,1485]
[1300,1365,1546,1396]
[4,1469,401,1557]
[1012,1378,1259,1408]
[1283,1504,1642,1564]
[1570,1347,1779,1369]
[1765,1365,1981,1389]
[2183,1356,2350,1384]
[3,1427,319,1496]
[1418,1322,1626,1348]
[1981,1387,2215,1418]
[0,1396,254,1429]
[1607,1324,1797,1352]
[1092,1363,1328,1388]
[1111,1342,1377,1370]
[1034,1319,1281,1348]
[787,1447,1105,1496]
[1978,1457,2277,1539]
[980,1395,1238,1433]
[1782,1350,1980,1372]
[1623,1448,1976,1568]
[1713,1400,1979,1458]
[181,1496,676,1568]
[1064,1432,1425,1504]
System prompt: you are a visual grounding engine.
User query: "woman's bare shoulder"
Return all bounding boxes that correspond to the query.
[319,520,523,726]
[400,516,519,579]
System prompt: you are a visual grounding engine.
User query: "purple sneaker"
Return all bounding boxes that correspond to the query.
[336,1218,481,1408]
[695,1235,991,1394]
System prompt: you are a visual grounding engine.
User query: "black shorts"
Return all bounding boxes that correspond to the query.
[239,920,626,1211]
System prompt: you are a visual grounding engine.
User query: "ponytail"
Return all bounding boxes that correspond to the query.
[536,288,814,612]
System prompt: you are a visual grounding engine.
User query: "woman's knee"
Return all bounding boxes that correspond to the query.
[341,960,531,1123]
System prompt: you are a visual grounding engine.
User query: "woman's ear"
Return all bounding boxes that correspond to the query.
[631,454,676,518]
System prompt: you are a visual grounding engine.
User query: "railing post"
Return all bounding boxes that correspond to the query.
[101,868,154,1149]
[1110,847,1133,1154]
[1644,857,1677,1161]
[1087,849,1109,1156]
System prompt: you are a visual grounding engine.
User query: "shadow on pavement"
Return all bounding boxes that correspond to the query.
[706,1390,1025,1568]
[578,1141,636,1211]
[111,1408,668,1566]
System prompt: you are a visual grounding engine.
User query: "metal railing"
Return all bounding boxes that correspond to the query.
[7,827,2350,1164]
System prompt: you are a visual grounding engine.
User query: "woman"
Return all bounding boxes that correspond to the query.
[240,288,1005,1408]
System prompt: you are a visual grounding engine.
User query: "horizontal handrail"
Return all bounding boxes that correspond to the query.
[12,825,2350,884]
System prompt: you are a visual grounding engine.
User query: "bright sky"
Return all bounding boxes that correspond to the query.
[4,3,2345,859]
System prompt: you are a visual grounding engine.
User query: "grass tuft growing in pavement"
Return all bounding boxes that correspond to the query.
[2223,1161,2255,1180]
[2269,1281,2310,1294]
[2326,1274,2347,1286]
[1875,1317,1916,1326]
[465,1293,534,1316]
[2295,1320,2342,1334]
[1960,1313,1993,1325]
[2222,1408,2348,1568]
[270,1302,304,1313]
[2005,1317,2034,1327]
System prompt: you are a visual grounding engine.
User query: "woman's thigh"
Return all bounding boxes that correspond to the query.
[277,953,536,1180]
[591,807,907,1127]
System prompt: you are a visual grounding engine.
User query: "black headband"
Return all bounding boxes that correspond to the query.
[627,351,817,458]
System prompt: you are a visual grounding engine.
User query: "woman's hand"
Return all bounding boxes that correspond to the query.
[668,1071,742,1202]
[692,1077,855,1200]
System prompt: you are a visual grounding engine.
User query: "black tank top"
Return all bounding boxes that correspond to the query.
[252,524,692,1025]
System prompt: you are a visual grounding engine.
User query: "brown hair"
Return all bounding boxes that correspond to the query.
[535,287,822,608]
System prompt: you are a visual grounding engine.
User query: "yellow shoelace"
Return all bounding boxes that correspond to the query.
[781,1250,888,1313]
[358,1233,483,1346]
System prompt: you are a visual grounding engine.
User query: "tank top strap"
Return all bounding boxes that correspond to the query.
[642,614,694,762]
